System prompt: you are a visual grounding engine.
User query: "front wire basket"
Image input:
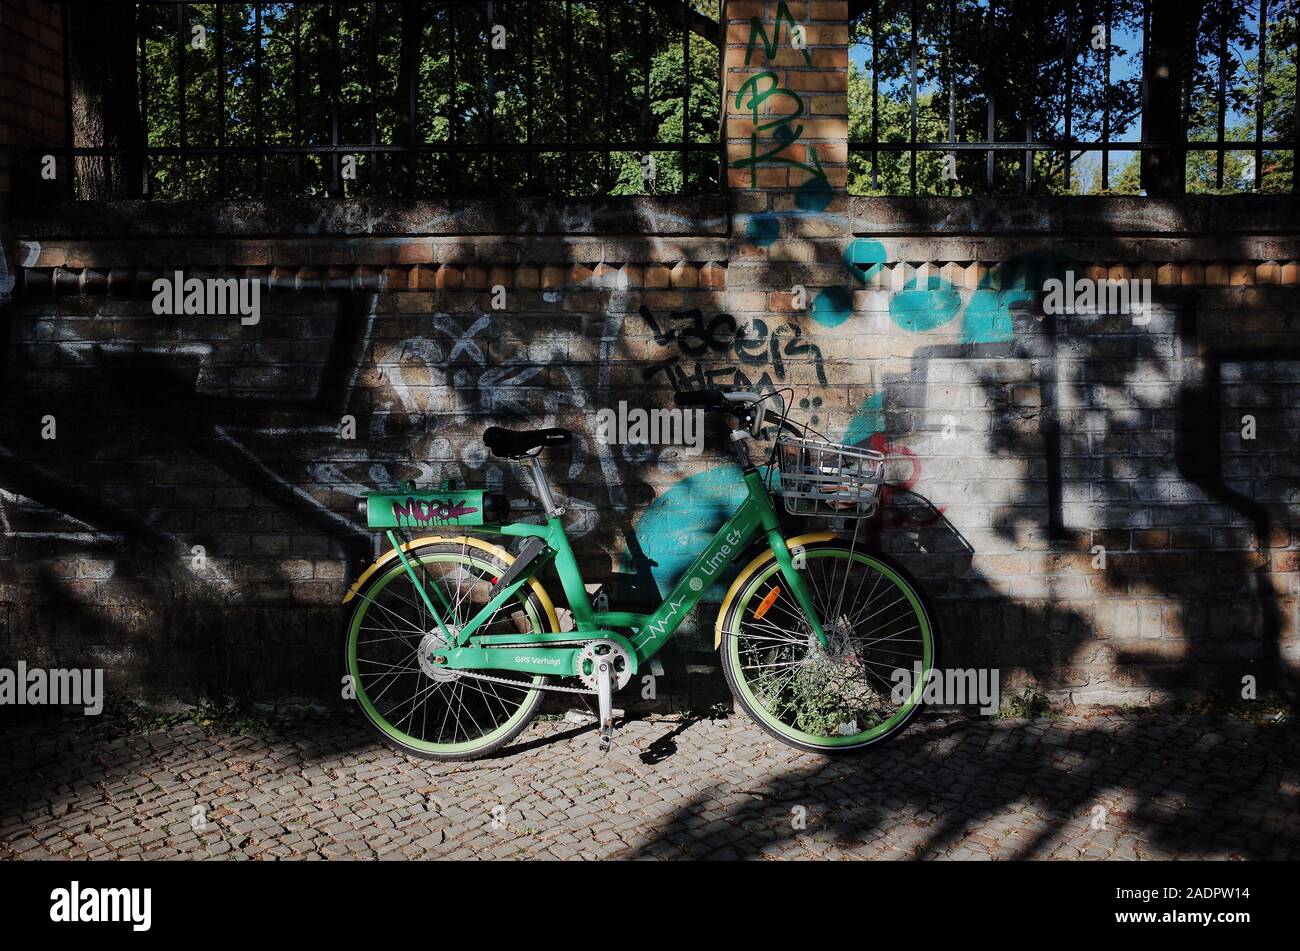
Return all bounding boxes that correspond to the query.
[776,430,886,519]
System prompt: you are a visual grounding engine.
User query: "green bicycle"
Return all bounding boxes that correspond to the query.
[341,389,938,760]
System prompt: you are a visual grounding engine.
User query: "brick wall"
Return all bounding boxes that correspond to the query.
[0,0,65,304]
[0,0,64,200]
[0,1,1297,711]
[4,195,1298,710]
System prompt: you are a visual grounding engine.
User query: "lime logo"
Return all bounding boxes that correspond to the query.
[688,577,704,592]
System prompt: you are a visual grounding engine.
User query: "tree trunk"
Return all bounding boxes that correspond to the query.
[393,0,426,191]
[1142,0,1203,196]
[69,3,145,199]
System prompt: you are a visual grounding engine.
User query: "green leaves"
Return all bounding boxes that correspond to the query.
[135,0,721,199]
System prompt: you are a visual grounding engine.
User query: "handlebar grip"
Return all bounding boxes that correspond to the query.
[673,389,726,409]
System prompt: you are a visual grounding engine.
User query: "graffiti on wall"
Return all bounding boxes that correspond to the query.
[637,304,827,389]
[1,2,1294,710]
[733,1,827,206]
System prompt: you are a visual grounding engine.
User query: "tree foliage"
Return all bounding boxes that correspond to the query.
[127,1,719,199]
[847,0,1296,195]
[68,0,1297,199]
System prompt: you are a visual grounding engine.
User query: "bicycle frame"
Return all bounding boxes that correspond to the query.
[383,467,830,681]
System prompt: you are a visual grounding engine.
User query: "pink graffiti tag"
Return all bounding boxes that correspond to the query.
[392,498,478,526]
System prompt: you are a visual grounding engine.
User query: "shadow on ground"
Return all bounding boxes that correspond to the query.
[617,712,1300,860]
[1,709,1295,860]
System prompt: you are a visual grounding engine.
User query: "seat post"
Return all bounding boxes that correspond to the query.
[519,455,564,518]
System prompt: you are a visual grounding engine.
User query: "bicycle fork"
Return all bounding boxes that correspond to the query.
[766,529,830,650]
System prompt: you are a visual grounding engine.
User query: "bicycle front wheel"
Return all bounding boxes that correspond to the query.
[719,541,937,753]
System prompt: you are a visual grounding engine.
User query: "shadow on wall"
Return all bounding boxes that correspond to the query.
[0,200,1297,714]
[846,234,1299,704]
[0,199,1298,859]
[0,291,379,699]
[0,274,721,704]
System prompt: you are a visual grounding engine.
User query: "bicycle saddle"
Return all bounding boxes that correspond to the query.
[482,426,573,458]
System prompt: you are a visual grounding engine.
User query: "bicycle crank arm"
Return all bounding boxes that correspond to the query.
[596,656,615,753]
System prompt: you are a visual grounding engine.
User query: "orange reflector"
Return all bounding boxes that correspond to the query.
[754,586,782,620]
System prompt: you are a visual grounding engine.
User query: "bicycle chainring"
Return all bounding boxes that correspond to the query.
[574,640,633,692]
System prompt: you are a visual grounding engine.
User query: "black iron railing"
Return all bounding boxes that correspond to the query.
[848,0,1300,195]
[51,0,722,200]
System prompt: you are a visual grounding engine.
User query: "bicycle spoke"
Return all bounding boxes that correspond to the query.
[731,549,932,743]
[348,547,545,752]
[736,630,807,645]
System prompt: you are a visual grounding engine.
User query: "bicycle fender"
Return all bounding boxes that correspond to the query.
[342,534,562,633]
[712,532,835,649]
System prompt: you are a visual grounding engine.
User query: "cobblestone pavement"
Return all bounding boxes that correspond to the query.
[2,711,1297,860]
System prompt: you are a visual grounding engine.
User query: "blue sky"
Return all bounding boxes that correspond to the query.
[848,2,1273,188]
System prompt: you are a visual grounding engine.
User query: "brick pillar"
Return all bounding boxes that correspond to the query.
[0,0,67,302]
[722,0,853,394]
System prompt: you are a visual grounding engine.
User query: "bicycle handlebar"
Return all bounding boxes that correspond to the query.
[672,389,727,409]
[673,389,762,409]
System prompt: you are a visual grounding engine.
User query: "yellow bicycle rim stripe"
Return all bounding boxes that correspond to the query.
[341,534,562,634]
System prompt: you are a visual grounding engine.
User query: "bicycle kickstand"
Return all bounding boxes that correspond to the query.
[596,657,615,753]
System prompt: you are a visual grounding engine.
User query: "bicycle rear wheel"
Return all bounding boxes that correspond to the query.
[343,539,550,761]
[719,541,937,753]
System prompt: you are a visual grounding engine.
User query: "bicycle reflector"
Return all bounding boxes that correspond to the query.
[754,585,782,620]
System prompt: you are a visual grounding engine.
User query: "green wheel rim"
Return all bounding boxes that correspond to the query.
[346,551,544,756]
[726,549,934,748]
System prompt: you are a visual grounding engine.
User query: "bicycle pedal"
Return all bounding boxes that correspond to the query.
[564,708,597,725]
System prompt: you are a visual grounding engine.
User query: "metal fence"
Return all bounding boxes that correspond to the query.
[848,0,1300,195]
[54,0,722,200]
